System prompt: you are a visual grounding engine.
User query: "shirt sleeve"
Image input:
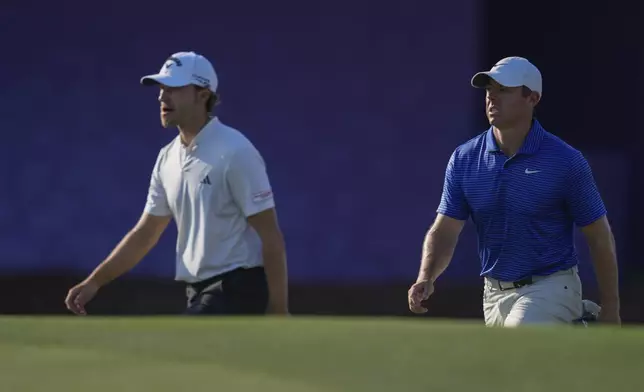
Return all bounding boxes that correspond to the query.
[436,149,470,220]
[143,150,172,217]
[226,146,276,217]
[565,151,607,227]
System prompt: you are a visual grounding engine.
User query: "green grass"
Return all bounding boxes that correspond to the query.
[0,316,641,391]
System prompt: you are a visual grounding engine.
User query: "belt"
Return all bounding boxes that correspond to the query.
[486,267,576,291]
[187,266,264,292]
[187,268,243,292]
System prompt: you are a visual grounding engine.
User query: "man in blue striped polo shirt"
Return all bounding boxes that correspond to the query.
[408,57,621,326]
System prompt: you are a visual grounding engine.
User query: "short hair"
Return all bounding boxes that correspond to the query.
[195,86,221,113]
[521,86,532,97]
[522,86,539,118]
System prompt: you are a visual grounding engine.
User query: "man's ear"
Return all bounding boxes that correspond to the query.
[198,88,211,103]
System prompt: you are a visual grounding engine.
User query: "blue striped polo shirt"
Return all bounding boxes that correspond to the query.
[437,119,607,282]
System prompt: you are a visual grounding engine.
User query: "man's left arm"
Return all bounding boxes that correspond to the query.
[566,151,620,324]
[227,146,289,315]
[247,209,288,314]
[579,217,620,323]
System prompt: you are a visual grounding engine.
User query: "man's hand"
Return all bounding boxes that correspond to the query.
[408,279,435,314]
[598,303,621,325]
[408,214,464,315]
[62,213,170,315]
[65,279,101,315]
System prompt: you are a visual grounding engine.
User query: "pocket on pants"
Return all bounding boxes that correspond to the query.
[561,274,583,319]
[507,274,583,325]
[482,284,507,327]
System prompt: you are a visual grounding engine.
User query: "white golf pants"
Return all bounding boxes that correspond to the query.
[483,267,584,327]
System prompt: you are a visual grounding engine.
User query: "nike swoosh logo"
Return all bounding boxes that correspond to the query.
[525,169,541,174]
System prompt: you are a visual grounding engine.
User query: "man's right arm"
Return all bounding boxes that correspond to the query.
[65,152,173,314]
[419,149,470,282]
[88,151,173,288]
[84,212,171,287]
[408,150,469,313]
[417,214,465,283]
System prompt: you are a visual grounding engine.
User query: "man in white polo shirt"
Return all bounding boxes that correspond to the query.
[65,51,289,315]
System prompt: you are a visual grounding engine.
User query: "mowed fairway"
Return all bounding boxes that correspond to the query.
[0,316,641,391]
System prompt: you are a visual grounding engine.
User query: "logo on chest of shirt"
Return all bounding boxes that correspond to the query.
[200,175,211,185]
[524,168,541,174]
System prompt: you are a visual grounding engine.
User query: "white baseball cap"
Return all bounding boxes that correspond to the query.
[471,56,542,96]
[140,51,218,93]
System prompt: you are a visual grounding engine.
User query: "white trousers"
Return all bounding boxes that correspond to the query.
[483,267,584,327]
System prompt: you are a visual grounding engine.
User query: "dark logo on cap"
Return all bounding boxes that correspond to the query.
[164,56,183,70]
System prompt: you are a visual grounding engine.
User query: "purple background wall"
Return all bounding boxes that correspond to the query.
[1,0,641,320]
[2,0,484,282]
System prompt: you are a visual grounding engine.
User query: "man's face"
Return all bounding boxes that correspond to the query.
[157,85,209,128]
[485,79,538,128]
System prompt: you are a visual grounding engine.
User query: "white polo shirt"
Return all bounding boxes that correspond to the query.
[144,117,275,283]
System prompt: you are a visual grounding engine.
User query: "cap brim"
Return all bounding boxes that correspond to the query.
[471,71,523,89]
[140,73,191,87]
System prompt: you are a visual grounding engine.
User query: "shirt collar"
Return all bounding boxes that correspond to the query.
[485,119,545,155]
[181,116,220,149]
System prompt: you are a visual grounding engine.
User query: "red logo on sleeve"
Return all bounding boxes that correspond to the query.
[252,190,273,203]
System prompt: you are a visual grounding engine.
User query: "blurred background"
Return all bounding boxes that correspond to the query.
[1,0,642,323]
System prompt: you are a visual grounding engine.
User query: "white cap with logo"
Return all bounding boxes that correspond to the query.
[471,56,542,97]
[140,51,218,93]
